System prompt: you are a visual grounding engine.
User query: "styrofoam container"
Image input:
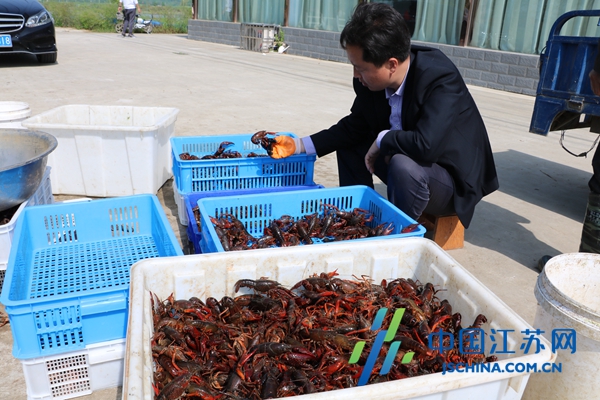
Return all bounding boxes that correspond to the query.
[22,338,125,400]
[0,165,53,267]
[21,105,179,197]
[123,238,555,400]
[0,101,31,128]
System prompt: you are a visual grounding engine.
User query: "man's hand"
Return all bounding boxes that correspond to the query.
[590,69,600,96]
[270,136,296,159]
[365,139,380,174]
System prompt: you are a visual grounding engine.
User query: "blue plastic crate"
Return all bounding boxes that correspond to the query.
[197,185,426,253]
[0,195,183,359]
[185,185,324,254]
[171,133,317,193]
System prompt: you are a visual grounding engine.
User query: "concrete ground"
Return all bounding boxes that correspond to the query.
[0,28,595,399]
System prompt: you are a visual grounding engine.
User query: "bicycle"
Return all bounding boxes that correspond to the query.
[115,12,154,34]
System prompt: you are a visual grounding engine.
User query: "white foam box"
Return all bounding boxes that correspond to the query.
[123,237,556,400]
[22,338,125,400]
[21,105,179,197]
[0,165,53,270]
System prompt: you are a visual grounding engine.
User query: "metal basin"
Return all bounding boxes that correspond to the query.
[0,129,58,212]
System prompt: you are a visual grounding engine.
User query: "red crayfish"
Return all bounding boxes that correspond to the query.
[151,275,495,399]
[179,152,200,160]
[202,141,242,159]
[251,130,278,156]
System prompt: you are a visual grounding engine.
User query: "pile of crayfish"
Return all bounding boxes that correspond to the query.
[209,204,411,251]
[151,273,496,399]
[179,141,267,161]
[179,131,285,161]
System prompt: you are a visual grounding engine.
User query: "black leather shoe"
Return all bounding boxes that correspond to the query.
[536,255,553,273]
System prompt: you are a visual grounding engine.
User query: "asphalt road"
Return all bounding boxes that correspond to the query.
[1,28,597,400]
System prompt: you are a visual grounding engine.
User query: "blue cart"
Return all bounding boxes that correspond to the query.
[530,10,600,135]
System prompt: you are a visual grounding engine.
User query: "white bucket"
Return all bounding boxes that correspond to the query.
[522,253,600,400]
[0,101,31,129]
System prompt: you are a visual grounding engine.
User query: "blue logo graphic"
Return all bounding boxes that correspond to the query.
[552,329,576,353]
[348,308,415,386]
[460,328,485,354]
[520,329,546,354]
[428,327,577,355]
[489,329,516,354]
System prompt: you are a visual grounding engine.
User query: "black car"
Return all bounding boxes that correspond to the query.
[0,0,57,63]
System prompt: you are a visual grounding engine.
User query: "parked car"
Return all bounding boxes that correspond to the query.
[0,0,57,64]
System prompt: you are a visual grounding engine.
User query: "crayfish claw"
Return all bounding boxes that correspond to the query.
[251,130,278,154]
[251,130,268,144]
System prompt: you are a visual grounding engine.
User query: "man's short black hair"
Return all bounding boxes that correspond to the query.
[340,2,411,67]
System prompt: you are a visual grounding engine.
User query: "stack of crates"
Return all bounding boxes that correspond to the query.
[170,132,320,253]
[184,185,323,254]
[0,166,53,294]
[0,194,183,399]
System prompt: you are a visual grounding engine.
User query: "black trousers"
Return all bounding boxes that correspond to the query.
[123,9,136,35]
[590,144,600,193]
[336,143,455,220]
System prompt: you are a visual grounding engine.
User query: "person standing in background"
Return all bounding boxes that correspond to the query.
[538,40,600,271]
[579,41,600,253]
[118,0,141,38]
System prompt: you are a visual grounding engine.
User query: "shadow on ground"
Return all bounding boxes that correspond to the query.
[377,149,589,222]
[0,53,53,68]
[466,201,561,270]
[376,149,591,270]
[494,149,590,222]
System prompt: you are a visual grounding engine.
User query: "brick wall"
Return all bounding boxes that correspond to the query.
[188,19,240,46]
[281,26,348,63]
[423,43,540,96]
[187,20,540,96]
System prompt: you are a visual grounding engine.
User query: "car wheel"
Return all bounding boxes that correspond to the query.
[115,23,123,34]
[37,53,57,64]
[144,24,153,34]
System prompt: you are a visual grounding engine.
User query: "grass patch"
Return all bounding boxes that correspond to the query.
[45,1,191,33]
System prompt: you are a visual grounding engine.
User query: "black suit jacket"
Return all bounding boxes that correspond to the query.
[310,45,499,228]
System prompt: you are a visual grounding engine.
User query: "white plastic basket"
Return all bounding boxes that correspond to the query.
[123,238,555,400]
[0,101,31,128]
[173,183,189,226]
[0,165,53,267]
[22,105,179,197]
[22,338,125,400]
